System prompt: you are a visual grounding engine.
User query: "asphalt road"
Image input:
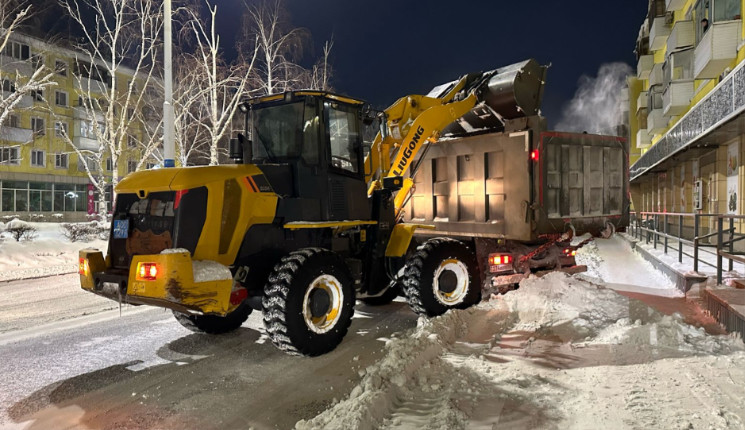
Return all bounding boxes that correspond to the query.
[0,285,419,430]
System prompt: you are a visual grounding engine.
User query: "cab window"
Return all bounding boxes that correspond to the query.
[326,102,360,174]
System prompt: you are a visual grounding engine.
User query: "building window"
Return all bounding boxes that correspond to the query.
[78,155,95,172]
[127,160,137,173]
[0,146,20,164]
[55,60,67,76]
[106,158,113,171]
[55,153,68,168]
[55,121,68,137]
[146,162,156,169]
[30,89,43,102]
[2,79,15,93]
[55,91,68,107]
[5,114,19,128]
[3,41,29,60]
[127,135,137,148]
[30,150,45,167]
[31,117,45,137]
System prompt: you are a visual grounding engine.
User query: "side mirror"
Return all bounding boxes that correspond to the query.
[229,135,243,161]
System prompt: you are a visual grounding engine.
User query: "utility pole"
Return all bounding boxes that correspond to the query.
[163,0,175,167]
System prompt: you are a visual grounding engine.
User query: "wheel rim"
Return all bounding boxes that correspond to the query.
[432,258,469,305]
[303,274,343,334]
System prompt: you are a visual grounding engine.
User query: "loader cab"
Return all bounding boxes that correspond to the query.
[241,92,370,222]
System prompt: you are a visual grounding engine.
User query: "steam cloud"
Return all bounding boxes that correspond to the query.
[556,62,632,135]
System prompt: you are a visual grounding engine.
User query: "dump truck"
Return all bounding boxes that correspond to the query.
[78,59,629,356]
[402,127,629,293]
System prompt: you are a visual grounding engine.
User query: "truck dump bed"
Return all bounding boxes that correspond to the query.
[403,123,629,241]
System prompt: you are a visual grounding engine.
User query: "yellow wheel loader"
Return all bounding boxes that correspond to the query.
[80,59,602,356]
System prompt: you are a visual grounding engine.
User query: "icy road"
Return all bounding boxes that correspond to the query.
[0,236,744,430]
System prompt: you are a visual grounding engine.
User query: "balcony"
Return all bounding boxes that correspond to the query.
[637,55,654,79]
[74,78,107,94]
[649,63,664,86]
[1,91,33,109]
[0,126,33,143]
[73,106,104,121]
[667,20,694,51]
[694,20,741,79]
[647,108,668,135]
[73,136,98,151]
[665,0,685,10]
[636,128,652,149]
[663,80,694,116]
[649,16,672,51]
[636,91,648,114]
[0,55,33,76]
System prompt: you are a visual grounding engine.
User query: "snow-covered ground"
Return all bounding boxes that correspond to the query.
[1,234,743,429]
[300,272,744,430]
[299,237,745,429]
[0,221,107,282]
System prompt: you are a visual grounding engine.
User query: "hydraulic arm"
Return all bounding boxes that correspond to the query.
[365,59,548,219]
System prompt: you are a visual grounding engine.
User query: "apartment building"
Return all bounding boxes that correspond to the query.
[0,32,159,221]
[627,0,744,236]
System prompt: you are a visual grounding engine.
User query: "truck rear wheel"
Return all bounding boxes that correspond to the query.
[401,238,480,317]
[262,248,355,356]
[172,303,252,334]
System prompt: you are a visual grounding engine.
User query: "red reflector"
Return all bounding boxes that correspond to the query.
[174,189,189,209]
[79,258,89,276]
[530,150,539,161]
[230,288,248,306]
[136,262,159,281]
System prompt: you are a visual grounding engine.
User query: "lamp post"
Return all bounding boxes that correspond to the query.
[163,0,175,168]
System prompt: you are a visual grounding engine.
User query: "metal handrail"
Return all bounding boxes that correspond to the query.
[630,211,731,274]
[716,215,745,284]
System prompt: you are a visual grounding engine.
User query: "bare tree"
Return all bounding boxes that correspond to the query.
[185,1,257,165]
[243,0,309,95]
[304,38,333,91]
[0,1,56,131]
[58,0,163,217]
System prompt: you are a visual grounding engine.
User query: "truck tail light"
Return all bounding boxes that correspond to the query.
[136,262,160,281]
[530,149,539,161]
[489,254,512,265]
[79,258,89,276]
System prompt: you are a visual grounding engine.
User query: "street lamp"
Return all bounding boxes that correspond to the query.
[163,0,175,168]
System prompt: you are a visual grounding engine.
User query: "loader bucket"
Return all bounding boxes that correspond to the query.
[436,59,548,136]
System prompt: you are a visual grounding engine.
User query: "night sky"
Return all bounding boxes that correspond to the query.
[213,0,649,128]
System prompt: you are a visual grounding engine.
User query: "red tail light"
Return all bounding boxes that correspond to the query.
[136,262,160,281]
[530,149,539,161]
[79,258,89,276]
[489,254,512,265]
[563,248,577,257]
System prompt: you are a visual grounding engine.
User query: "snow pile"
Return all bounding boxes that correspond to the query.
[160,248,190,255]
[0,221,108,281]
[299,272,744,429]
[506,273,741,354]
[575,236,678,295]
[159,249,233,283]
[192,260,232,283]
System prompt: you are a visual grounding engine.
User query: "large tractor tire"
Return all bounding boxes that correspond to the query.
[262,248,355,356]
[401,238,481,317]
[361,284,401,306]
[173,302,252,334]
